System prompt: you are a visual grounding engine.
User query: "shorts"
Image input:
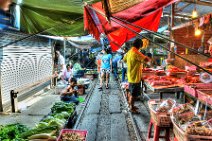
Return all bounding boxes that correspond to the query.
[101,69,111,74]
[129,82,141,97]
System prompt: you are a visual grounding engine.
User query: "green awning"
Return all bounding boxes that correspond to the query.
[13,0,100,36]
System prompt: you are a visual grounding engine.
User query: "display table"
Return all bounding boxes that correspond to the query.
[143,81,184,100]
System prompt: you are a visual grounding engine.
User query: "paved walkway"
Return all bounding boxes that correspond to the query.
[0,89,60,128]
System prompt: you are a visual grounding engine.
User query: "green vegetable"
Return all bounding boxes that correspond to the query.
[53,113,65,120]
[0,123,29,140]
[51,102,75,114]
[35,122,48,128]
[41,116,54,123]
[48,119,64,129]
[61,111,69,118]
[21,126,57,139]
[28,133,51,139]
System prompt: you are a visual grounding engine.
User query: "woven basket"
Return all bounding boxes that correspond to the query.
[172,117,212,141]
[148,99,174,127]
[108,0,143,13]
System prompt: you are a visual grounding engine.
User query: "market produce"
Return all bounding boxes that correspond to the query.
[146,76,174,86]
[51,102,75,114]
[185,65,197,76]
[155,99,175,112]
[176,75,200,84]
[28,133,52,139]
[60,132,85,141]
[173,104,194,124]
[142,68,154,72]
[0,123,29,141]
[167,66,186,73]
[186,120,212,136]
[200,62,212,69]
[21,125,58,139]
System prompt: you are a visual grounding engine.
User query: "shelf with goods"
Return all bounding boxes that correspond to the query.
[142,66,201,101]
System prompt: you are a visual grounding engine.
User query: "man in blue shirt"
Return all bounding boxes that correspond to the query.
[99,48,112,89]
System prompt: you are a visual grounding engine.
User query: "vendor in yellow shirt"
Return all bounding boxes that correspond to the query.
[123,38,150,113]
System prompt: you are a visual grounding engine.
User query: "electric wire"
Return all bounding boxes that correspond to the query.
[87,5,212,75]
[112,15,210,58]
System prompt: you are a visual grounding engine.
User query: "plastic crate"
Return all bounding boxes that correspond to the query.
[184,83,212,97]
[57,129,87,141]
[197,89,212,105]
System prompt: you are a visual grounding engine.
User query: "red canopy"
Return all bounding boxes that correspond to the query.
[84,0,178,51]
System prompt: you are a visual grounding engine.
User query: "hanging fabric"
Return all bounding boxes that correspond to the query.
[85,0,177,51]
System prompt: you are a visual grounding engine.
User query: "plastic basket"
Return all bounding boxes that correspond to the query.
[171,117,212,141]
[57,129,87,141]
[148,99,175,127]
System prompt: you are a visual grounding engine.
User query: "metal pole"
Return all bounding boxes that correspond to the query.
[64,39,66,64]
[0,87,3,112]
[170,3,175,58]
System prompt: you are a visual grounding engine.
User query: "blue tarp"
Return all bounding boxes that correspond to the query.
[90,47,102,53]
[0,10,12,30]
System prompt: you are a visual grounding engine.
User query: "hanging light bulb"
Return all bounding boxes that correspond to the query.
[195,28,201,36]
[192,8,198,18]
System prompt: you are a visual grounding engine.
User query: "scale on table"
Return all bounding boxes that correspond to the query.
[200,72,212,83]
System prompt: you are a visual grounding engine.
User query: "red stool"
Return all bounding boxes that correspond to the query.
[174,137,178,141]
[147,119,171,141]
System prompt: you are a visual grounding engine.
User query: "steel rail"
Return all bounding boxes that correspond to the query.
[73,79,97,129]
[118,81,144,141]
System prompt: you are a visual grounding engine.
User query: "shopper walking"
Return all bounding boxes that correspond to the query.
[99,48,112,90]
[123,38,150,113]
[120,47,128,82]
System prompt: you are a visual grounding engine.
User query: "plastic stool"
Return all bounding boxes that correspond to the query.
[147,119,171,141]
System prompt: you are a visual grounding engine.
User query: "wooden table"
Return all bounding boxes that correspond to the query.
[143,81,184,100]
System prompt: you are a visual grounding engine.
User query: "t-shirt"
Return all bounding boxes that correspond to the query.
[101,54,112,69]
[58,55,65,66]
[73,63,83,74]
[58,55,65,71]
[64,69,73,79]
[123,47,147,83]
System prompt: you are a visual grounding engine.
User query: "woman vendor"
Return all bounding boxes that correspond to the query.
[60,78,79,104]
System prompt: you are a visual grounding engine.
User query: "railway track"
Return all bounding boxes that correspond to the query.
[73,78,147,141]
